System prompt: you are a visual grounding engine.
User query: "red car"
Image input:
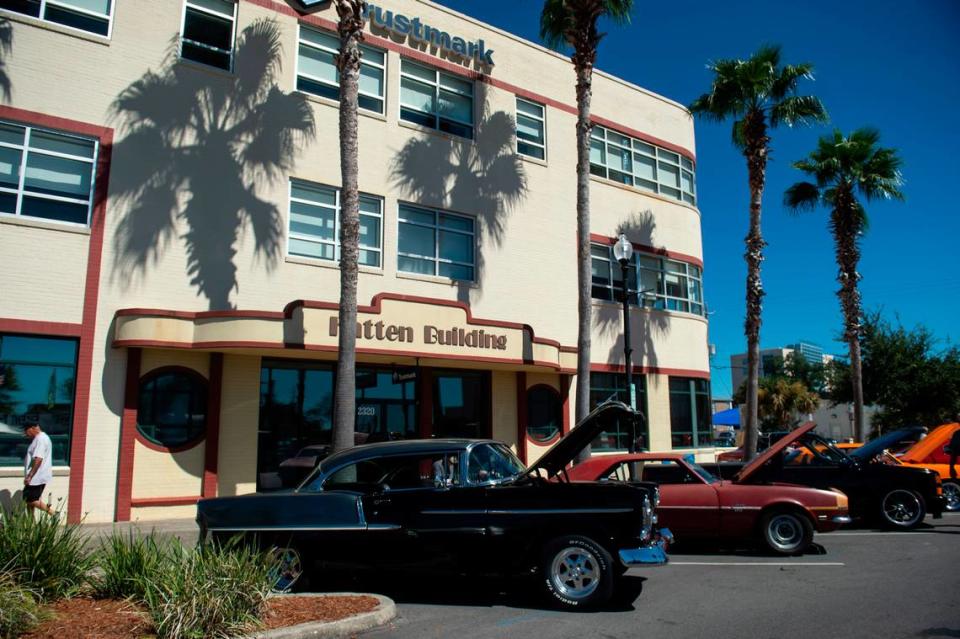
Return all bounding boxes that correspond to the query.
[567,424,851,555]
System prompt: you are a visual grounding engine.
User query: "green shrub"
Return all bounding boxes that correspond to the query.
[90,530,169,602]
[0,570,43,639]
[0,504,90,601]
[140,541,273,639]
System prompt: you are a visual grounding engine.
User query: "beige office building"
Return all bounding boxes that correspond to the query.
[0,0,710,523]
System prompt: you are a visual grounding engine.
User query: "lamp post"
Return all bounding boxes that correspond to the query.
[613,234,637,452]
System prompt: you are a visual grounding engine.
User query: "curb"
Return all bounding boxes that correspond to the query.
[244,593,396,639]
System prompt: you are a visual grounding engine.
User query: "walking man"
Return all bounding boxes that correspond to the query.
[23,421,55,515]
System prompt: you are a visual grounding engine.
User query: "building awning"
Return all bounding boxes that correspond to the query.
[113,293,577,373]
[712,407,740,428]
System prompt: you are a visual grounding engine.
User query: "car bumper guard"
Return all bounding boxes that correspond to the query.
[619,528,673,567]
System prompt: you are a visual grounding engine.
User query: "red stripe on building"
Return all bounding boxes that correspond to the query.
[203,353,224,498]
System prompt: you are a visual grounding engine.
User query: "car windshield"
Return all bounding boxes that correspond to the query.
[686,460,719,484]
[798,433,850,465]
[466,443,525,485]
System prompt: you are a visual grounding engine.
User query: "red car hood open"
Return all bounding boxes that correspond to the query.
[735,422,817,483]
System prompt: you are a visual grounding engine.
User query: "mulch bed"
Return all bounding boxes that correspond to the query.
[22,595,380,638]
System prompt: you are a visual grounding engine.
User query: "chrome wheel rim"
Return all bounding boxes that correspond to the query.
[883,490,922,526]
[550,546,601,600]
[767,514,804,552]
[942,482,960,512]
[268,547,303,592]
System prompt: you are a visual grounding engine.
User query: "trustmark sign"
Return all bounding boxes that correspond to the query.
[363,3,495,66]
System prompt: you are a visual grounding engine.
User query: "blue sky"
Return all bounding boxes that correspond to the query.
[434,0,960,399]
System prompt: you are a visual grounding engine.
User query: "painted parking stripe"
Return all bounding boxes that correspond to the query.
[669,561,845,566]
[829,531,927,536]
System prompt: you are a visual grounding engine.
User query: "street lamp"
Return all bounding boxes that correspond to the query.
[613,234,637,453]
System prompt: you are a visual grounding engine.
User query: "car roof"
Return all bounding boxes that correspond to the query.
[317,438,497,468]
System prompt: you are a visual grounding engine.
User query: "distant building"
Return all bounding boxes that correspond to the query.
[730,341,835,394]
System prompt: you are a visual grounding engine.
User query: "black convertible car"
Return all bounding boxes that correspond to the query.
[197,402,670,609]
[703,423,945,529]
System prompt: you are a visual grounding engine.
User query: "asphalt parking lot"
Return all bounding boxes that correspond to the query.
[362,513,960,639]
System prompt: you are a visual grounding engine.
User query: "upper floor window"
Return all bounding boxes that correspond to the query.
[400,60,473,139]
[516,98,545,160]
[180,0,236,71]
[0,0,113,36]
[297,26,386,114]
[398,203,475,281]
[591,243,704,315]
[669,377,711,448]
[0,121,97,226]
[288,180,383,268]
[590,125,696,205]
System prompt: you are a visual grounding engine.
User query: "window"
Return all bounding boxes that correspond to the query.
[669,377,711,448]
[433,370,489,439]
[0,334,77,467]
[590,125,696,204]
[527,385,561,443]
[400,59,474,139]
[466,443,524,484]
[398,203,475,281]
[589,372,648,451]
[0,121,98,226]
[137,369,208,448]
[591,243,705,315]
[288,180,383,268]
[515,98,545,160]
[180,0,236,70]
[297,26,386,114]
[0,0,113,36]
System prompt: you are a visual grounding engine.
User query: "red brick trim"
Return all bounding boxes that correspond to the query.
[589,233,704,269]
[114,347,141,522]
[114,308,286,320]
[240,0,696,164]
[0,107,116,524]
[0,319,82,337]
[591,363,710,380]
[203,353,223,498]
[515,372,527,464]
[130,496,201,508]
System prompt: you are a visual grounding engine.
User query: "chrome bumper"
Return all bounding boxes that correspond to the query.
[619,528,673,567]
[832,515,852,524]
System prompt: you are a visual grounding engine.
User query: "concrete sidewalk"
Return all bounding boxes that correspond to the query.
[78,518,199,546]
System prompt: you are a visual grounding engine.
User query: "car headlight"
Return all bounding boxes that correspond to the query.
[640,495,653,540]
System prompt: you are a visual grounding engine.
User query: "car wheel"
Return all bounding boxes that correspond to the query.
[942,481,960,513]
[760,510,813,555]
[880,489,926,528]
[541,535,614,610]
[268,546,305,593]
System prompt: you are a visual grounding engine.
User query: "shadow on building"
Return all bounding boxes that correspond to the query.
[389,81,527,305]
[0,18,12,102]
[109,19,316,310]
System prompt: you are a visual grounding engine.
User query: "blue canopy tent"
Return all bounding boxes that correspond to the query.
[712,407,741,428]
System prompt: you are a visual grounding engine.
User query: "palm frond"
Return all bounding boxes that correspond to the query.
[770,95,828,128]
[783,181,820,213]
[539,0,572,50]
[770,62,815,101]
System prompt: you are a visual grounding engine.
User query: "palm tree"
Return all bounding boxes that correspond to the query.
[539,0,632,455]
[785,128,904,442]
[689,45,827,460]
[332,0,366,453]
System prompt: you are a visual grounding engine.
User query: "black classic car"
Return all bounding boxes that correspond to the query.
[197,402,670,609]
[703,423,945,529]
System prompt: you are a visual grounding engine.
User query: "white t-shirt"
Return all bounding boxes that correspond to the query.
[25,431,53,486]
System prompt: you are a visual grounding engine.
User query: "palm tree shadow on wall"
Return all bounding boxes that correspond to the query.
[110,19,315,310]
[595,211,671,374]
[388,82,527,304]
[0,18,13,102]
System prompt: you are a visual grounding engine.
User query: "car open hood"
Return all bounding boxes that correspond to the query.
[525,401,641,478]
[899,423,958,463]
[735,422,817,483]
[849,426,926,461]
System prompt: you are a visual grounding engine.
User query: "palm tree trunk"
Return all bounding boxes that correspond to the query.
[332,0,365,453]
[572,45,595,462]
[831,187,866,442]
[742,111,769,461]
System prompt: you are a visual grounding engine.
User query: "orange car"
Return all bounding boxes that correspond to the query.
[890,423,959,512]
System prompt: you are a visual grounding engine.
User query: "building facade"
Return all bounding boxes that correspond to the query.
[0,0,709,523]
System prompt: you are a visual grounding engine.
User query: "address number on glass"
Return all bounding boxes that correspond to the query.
[358,405,376,417]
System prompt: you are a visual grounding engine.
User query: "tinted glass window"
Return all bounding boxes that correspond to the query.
[527,385,560,443]
[137,370,207,448]
[0,334,77,467]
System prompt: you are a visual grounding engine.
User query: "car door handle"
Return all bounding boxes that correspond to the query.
[372,496,391,506]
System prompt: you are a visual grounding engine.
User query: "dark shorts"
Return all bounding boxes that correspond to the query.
[22,484,46,503]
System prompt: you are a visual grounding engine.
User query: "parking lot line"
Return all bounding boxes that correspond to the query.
[829,531,927,536]
[669,561,845,566]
